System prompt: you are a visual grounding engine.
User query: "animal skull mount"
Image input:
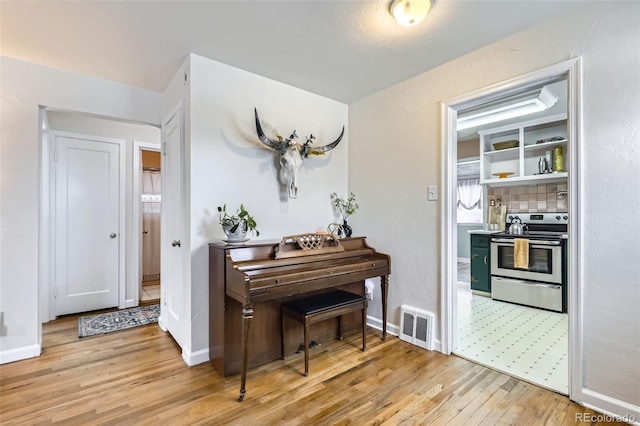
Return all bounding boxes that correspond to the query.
[254,108,344,199]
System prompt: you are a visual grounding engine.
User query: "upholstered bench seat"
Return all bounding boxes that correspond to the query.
[281,289,367,376]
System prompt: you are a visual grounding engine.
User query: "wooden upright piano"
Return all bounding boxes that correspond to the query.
[209,236,391,401]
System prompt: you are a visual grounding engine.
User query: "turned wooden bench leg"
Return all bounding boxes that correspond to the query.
[281,312,286,360]
[304,319,310,377]
[362,299,367,351]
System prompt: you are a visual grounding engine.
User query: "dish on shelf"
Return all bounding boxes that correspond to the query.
[492,172,515,179]
[492,140,519,150]
[536,136,565,144]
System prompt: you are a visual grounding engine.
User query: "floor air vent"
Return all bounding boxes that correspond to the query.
[399,305,435,350]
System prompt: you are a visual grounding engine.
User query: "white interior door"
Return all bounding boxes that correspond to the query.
[54,136,121,316]
[160,106,184,347]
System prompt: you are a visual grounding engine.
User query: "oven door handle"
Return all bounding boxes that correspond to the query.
[491,238,561,246]
[492,276,562,289]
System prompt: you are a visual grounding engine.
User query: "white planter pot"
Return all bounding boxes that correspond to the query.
[222,221,248,242]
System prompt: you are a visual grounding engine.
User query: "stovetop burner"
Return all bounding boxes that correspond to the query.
[498,212,569,239]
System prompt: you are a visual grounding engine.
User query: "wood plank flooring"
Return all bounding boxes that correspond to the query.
[0,313,624,425]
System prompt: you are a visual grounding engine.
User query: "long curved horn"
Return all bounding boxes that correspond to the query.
[254,108,282,150]
[302,126,344,157]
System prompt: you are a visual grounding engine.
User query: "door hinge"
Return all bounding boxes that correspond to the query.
[53,146,58,162]
[54,287,57,297]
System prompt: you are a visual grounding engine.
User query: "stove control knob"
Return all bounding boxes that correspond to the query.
[563,215,568,220]
[556,215,561,220]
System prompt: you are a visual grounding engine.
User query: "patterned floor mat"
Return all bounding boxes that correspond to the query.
[78,304,160,338]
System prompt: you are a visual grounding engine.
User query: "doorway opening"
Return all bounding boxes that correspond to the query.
[441,58,583,398]
[39,108,161,325]
[138,148,162,305]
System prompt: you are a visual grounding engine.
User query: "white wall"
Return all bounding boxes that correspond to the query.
[0,56,162,363]
[187,54,349,357]
[46,111,161,310]
[349,1,639,416]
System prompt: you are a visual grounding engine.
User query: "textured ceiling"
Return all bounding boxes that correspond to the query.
[1,1,587,103]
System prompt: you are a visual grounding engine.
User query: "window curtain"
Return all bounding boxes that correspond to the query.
[457,178,482,210]
[142,170,161,282]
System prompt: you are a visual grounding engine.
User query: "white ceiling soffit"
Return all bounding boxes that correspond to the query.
[0,1,587,104]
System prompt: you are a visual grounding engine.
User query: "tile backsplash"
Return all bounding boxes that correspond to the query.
[488,183,568,213]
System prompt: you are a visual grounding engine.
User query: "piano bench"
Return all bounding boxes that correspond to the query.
[280,289,367,377]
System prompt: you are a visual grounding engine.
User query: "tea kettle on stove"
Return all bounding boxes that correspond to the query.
[509,217,524,235]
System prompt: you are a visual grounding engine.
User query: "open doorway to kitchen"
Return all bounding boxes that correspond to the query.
[441,59,583,397]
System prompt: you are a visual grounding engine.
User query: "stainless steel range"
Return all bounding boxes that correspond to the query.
[490,213,568,313]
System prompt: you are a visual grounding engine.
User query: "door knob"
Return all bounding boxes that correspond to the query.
[110,233,117,239]
[143,229,149,234]
[172,240,181,247]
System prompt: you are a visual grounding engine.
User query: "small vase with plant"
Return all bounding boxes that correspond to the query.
[330,192,358,237]
[217,203,259,242]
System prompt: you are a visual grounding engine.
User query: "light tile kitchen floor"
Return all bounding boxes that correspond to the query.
[455,265,568,395]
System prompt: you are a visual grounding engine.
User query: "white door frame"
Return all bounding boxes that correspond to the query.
[41,130,126,320]
[440,58,583,401]
[131,141,161,308]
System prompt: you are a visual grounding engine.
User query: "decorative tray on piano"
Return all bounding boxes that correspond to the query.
[275,233,345,259]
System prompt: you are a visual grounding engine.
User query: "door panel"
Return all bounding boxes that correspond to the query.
[161,107,184,347]
[54,136,120,316]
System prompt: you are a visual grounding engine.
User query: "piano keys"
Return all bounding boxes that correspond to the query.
[209,236,391,401]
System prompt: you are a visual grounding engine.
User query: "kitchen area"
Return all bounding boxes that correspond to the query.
[454,78,570,394]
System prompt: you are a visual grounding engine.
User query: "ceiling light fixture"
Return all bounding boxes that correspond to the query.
[390,0,432,27]
[456,87,559,131]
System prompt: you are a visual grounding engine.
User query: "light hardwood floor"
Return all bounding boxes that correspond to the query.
[0,314,624,425]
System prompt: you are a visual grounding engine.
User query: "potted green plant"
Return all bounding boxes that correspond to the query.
[217,204,260,242]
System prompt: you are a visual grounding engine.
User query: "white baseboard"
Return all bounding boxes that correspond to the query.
[580,389,640,425]
[0,344,41,364]
[182,348,209,366]
[124,298,137,308]
[366,315,398,337]
[157,315,167,332]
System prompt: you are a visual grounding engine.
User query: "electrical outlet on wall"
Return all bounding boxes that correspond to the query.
[0,312,7,337]
[428,185,438,201]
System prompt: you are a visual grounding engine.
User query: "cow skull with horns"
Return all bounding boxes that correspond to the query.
[254,108,344,199]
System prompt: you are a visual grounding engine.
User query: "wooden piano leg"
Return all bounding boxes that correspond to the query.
[381,275,389,340]
[362,299,368,351]
[237,304,253,402]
